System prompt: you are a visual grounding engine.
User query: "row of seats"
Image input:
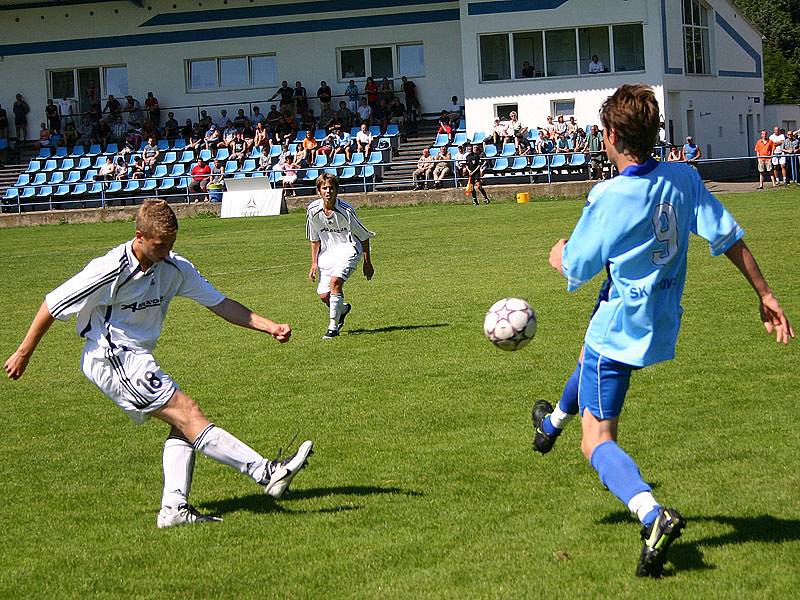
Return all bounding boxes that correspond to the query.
[431,143,597,161]
[433,124,596,148]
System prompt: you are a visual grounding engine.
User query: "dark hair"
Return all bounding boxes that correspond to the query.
[600,84,659,163]
[315,172,340,192]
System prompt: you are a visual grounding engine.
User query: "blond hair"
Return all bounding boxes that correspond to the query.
[600,84,660,163]
[135,199,178,238]
[315,172,340,192]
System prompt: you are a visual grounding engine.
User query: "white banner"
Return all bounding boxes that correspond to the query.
[220,189,284,218]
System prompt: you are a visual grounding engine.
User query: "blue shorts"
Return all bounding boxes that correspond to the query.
[578,344,638,420]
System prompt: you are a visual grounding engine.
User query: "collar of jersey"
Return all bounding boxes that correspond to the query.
[125,240,153,276]
[619,158,658,178]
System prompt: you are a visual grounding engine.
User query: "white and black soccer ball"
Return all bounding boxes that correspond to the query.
[483,297,537,351]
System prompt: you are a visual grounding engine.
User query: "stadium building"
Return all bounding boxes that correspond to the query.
[1,0,762,158]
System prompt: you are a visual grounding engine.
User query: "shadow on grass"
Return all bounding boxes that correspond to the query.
[598,510,800,576]
[199,485,423,516]
[346,323,449,336]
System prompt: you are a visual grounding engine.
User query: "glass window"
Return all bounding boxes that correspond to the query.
[545,29,578,76]
[219,57,248,88]
[495,103,518,120]
[513,32,544,78]
[370,47,394,79]
[397,43,424,78]
[613,24,645,72]
[579,27,610,74]
[190,59,217,90]
[552,99,575,116]
[104,66,128,97]
[683,0,710,74]
[480,34,511,81]
[51,71,75,99]
[251,55,277,87]
[341,49,366,79]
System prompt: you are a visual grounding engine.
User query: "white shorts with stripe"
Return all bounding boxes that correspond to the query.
[81,340,177,424]
[317,251,362,295]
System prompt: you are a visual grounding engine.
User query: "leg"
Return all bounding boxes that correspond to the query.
[323,276,346,338]
[532,360,581,453]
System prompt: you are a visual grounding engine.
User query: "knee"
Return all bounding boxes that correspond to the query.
[330,279,343,294]
[319,292,330,303]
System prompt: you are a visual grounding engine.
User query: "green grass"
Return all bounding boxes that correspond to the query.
[1,190,798,598]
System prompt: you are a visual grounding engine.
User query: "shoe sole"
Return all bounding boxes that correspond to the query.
[636,511,686,577]
[265,440,314,498]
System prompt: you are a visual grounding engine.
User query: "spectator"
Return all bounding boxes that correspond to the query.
[301,108,318,133]
[270,80,295,116]
[555,132,571,154]
[130,156,146,179]
[783,130,799,183]
[554,114,568,137]
[266,104,282,129]
[118,136,135,162]
[233,109,248,130]
[102,94,122,124]
[534,129,551,154]
[180,118,194,140]
[293,81,308,117]
[186,125,203,154]
[432,149,452,189]
[507,111,528,149]
[199,110,212,129]
[454,144,469,179]
[301,129,319,162]
[37,123,52,149]
[96,157,116,181]
[412,147,435,190]
[111,116,128,143]
[203,124,221,151]
[378,77,394,104]
[517,135,533,156]
[345,80,360,114]
[55,95,72,127]
[144,92,160,125]
[681,135,701,167]
[769,126,787,184]
[215,110,229,130]
[13,94,30,141]
[229,131,248,167]
[357,97,372,125]
[667,145,682,161]
[253,121,269,150]
[164,113,180,140]
[274,112,298,148]
[189,158,211,200]
[124,95,142,127]
[754,129,776,189]
[587,124,605,179]
[45,99,61,133]
[365,77,379,109]
[142,136,160,174]
[208,158,225,202]
[282,155,301,196]
[63,122,79,148]
[521,61,535,78]
[76,118,96,147]
[114,157,128,180]
[0,103,8,140]
[567,116,579,137]
[247,105,263,127]
[317,81,332,111]
[222,120,237,146]
[140,118,158,142]
[336,101,354,131]
[401,76,421,123]
[448,96,463,124]
[389,97,407,137]
[333,128,352,162]
[355,122,374,159]
[258,147,272,173]
[488,117,507,147]
[438,112,454,144]
[572,128,587,153]
[96,119,112,148]
[588,54,605,73]
[544,115,557,139]
[318,103,334,131]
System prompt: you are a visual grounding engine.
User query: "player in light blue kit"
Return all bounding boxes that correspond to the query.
[530,85,794,578]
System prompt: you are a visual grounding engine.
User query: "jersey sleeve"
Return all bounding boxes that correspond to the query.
[347,207,375,241]
[306,209,321,242]
[690,173,744,256]
[172,257,226,307]
[561,186,616,291]
[45,256,120,321]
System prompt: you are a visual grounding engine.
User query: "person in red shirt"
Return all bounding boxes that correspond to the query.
[144,92,160,126]
[364,77,378,109]
[754,130,776,190]
[189,158,211,201]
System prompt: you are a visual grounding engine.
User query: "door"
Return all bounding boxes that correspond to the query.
[78,67,102,117]
[746,114,754,156]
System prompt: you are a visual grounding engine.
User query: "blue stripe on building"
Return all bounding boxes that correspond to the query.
[467,0,569,16]
[715,12,761,78]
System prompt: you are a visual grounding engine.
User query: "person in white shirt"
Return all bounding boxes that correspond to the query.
[3,199,313,528]
[588,55,605,74]
[356,98,372,125]
[55,95,73,126]
[355,123,374,159]
[306,174,375,339]
[769,126,787,184]
[448,96,463,124]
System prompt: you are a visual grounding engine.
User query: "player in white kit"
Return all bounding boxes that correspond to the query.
[306,173,375,339]
[4,199,313,528]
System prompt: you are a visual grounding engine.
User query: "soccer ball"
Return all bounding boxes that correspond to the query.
[483,297,537,351]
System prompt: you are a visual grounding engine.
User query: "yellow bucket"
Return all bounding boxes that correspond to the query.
[516,192,530,203]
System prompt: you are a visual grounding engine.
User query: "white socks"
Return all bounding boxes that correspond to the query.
[162,437,195,509]
[549,405,575,430]
[628,491,659,523]
[193,424,266,482]
[329,293,344,330]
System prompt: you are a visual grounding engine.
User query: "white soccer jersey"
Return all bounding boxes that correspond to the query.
[45,241,225,352]
[306,198,374,266]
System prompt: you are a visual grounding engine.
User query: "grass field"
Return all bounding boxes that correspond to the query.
[1,189,798,599]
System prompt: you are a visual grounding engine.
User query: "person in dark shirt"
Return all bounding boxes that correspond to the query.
[465,145,490,205]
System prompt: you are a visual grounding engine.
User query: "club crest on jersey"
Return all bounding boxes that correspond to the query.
[121,296,164,312]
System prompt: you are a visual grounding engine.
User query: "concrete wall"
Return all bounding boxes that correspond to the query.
[764,104,800,132]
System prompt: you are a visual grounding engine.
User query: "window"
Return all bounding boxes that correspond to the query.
[338,43,425,81]
[104,66,128,98]
[479,34,511,81]
[50,71,75,99]
[513,32,544,78]
[551,99,575,116]
[613,24,645,72]
[683,0,710,74]
[545,30,578,76]
[187,54,277,91]
[579,27,610,74]
[495,103,518,120]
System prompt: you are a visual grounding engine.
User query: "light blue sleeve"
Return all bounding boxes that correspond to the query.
[691,174,745,256]
[562,188,616,291]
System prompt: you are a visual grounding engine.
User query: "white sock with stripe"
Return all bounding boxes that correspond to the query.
[329,293,344,330]
[161,437,195,508]
[193,424,266,482]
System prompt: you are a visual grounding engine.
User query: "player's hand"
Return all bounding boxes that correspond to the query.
[363,261,374,280]
[759,293,795,344]
[3,350,30,380]
[308,264,318,282]
[270,323,292,343]
[549,239,567,274]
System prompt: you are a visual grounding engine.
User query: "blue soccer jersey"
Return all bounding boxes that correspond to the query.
[562,159,744,367]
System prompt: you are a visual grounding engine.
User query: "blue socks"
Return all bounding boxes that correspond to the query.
[541,363,581,437]
[590,440,659,524]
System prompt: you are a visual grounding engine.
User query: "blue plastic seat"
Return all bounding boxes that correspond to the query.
[493,157,509,172]
[54,147,68,158]
[36,185,53,198]
[75,157,92,171]
[71,183,87,196]
[303,168,319,181]
[269,145,283,158]
[123,179,141,193]
[48,172,65,185]
[433,133,449,147]
[82,169,98,182]
[105,143,119,155]
[510,156,528,171]
[359,165,375,179]
[177,177,191,190]
[172,138,187,149]
[93,156,107,168]
[369,125,380,136]
[501,143,516,157]
[385,124,400,137]
[549,154,567,169]
[31,173,47,186]
[37,148,52,159]
[367,152,383,165]
[168,164,185,177]
[330,153,346,167]
[158,178,175,192]
[568,153,587,168]
[151,164,168,179]
[20,187,37,200]
[339,166,356,180]
[241,159,256,173]
[288,143,298,154]
[225,160,239,173]
[323,167,338,176]
[452,132,468,146]
[162,151,177,165]
[530,155,548,171]
[86,182,103,195]
[349,127,360,138]
[313,154,328,167]
[233,173,246,179]
[294,130,307,143]
[86,144,102,157]
[314,129,327,141]
[157,139,169,151]
[349,152,365,166]
[199,149,212,161]
[179,150,195,163]
[54,184,71,197]
[59,158,75,171]
[216,147,229,161]
[4,187,19,202]
[249,147,262,158]
[42,159,58,172]
[15,173,30,187]
[470,131,485,144]
[64,170,82,184]
[26,160,42,173]
[105,181,123,194]
[69,145,85,158]
[430,147,440,158]
[140,179,158,192]
[483,145,498,158]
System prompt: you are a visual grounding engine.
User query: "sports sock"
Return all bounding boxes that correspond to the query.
[480,186,489,199]
[542,363,580,436]
[329,292,344,330]
[161,437,195,508]
[193,424,266,482]
[628,491,661,526]
[589,440,655,522]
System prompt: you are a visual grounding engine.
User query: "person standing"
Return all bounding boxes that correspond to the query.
[754,130,776,190]
[768,126,787,184]
[681,136,701,167]
[465,145,490,205]
[306,174,375,340]
[4,200,314,528]
[13,93,30,142]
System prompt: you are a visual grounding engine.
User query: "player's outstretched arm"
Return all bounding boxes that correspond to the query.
[4,302,56,380]
[724,239,795,344]
[208,298,291,343]
[361,238,374,280]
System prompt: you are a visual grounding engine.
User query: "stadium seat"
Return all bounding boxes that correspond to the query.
[15,173,30,187]
[68,145,85,158]
[58,158,75,171]
[162,151,177,165]
[359,165,375,179]
[86,182,103,195]
[530,155,548,172]
[31,173,47,186]
[314,129,327,141]
[483,145,498,158]
[105,143,119,155]
[350,127,360,138]
[510,156,529,172]
[369,125,380,136]
[367,152,383,165]
[36,185,53,198]
[157,140,169,151]
[172,139,187,150]
[4,187,19,203]
[75,157,92,171]
[224,160,239,173]
[323,167,338,176]
[48,172,64,185]
[339,166,356,180]
[430,147,440,158]
[37,148,52,159]
[168,164,185,177]
[20,187,36,200]
[303,168,319,181]
[93,156,107,168]
[54,184,71,197]
[249,147,262,158]
[433,133,449,147]
[549,154,567,170]
[42,159,58,173]
[568,153,587,169]
[501,143,516,157]
[453,132,468,146]
[268,170,282,185]
[151,164,168,178]
[71,183,87,196]
[64,170,82,184]
[349,152,365,166]
[252,171,266,177]
[54,147,68,158]
[240,159,256,173]
[294,130,307,143]
[233,173,246,179]
[26,160,42,174]
[199,149,212,162]
[179,150,195,163]
[158,178,175,192]
[140,179,158,193]
[82,169,98,182]
[269,145,283,158]
[313,154,328,167]
[385,124,400,137]
[105,181,123,194]
[177,177,191,191]
[0,138,6,152]
[492,157,509,172]
[86,144,102,157]
[470,131,485,144]
[330,153,346,167]
[288,143,298,154]
[216,148,230,161]
[122,179,141,194]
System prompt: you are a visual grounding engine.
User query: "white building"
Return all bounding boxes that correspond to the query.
[0,0,763,158]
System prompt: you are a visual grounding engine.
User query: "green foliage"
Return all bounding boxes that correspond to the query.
[0,194,798,597]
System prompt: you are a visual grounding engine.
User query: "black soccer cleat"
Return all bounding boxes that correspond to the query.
[531,400,556,454]
[338,303,352,329]
[322,328,339,340]
[636,507,686,578]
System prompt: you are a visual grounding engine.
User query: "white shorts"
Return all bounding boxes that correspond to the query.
[317,252,361,294]
[81,341,177,424]
[772,156,786,165]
